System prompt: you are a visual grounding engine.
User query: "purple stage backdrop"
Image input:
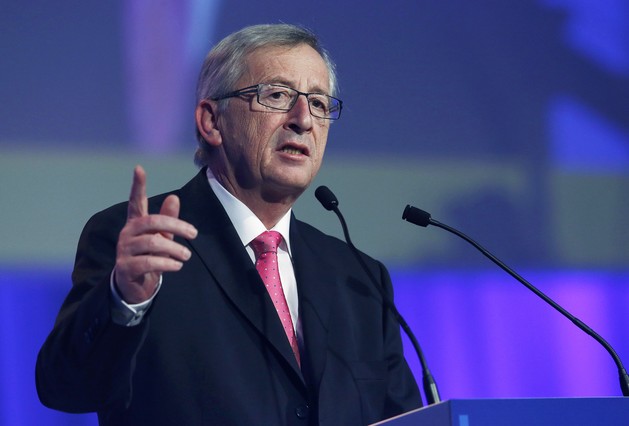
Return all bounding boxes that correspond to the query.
[1,267,627,424]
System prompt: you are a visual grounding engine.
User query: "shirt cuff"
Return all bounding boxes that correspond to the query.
[110,270,162,327]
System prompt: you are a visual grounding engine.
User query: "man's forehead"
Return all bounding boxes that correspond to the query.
[242,44,330,92]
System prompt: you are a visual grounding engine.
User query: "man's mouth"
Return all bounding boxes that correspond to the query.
[281,147,305,155]
[279,143,309,156]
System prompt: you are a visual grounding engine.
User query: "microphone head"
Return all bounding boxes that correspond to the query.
[315,186,339,211]
[402,205,431,227]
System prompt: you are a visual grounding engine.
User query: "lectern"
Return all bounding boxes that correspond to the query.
[373,397,629,426]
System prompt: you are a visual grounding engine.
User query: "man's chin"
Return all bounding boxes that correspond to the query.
[260,178,311,204]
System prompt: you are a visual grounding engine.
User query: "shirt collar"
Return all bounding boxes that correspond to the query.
[205,168,293,254]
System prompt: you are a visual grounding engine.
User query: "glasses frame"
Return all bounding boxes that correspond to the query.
[212,83,343,120]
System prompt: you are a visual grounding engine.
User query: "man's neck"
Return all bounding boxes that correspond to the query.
[207,167,297,229]
[235,191,295,229]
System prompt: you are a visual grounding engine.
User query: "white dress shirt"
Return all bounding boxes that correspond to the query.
[204,168,299,330]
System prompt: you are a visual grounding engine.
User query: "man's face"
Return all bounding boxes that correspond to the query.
[212,43,332,203]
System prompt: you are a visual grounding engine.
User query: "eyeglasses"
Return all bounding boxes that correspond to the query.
[212,83,343,120]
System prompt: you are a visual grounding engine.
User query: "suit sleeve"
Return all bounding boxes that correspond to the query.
[35,205,149,413]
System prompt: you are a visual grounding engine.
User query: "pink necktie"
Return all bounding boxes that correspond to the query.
[250,231,300,366]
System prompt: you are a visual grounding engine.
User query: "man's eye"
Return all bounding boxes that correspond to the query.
[267,90,289,100]
[310,97,328,112]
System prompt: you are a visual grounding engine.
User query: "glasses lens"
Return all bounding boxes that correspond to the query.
[331,103,341,119]
[323,97,342,120]
[257,84,342,120]
[307,94,334,119]
[258,85,295,110]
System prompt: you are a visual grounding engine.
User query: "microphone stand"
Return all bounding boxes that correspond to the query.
[333,205,440,405]
[315,186,441,405]
[403,205,629,397]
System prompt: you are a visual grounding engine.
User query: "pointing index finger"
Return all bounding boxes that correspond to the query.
[127,165,148,219]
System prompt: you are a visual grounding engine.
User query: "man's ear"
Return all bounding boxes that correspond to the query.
[195,100,222,147]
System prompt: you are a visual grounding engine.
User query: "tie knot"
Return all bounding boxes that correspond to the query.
[250,231,283,258]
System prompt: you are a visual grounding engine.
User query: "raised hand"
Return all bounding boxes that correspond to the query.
[114,165,198,304]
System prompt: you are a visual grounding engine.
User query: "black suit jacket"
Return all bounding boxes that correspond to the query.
[36,169,421,425]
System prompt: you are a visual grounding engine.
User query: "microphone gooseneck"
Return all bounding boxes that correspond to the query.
[316,186,441,406]
[402,204,629,398]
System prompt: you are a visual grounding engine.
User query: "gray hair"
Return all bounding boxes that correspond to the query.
[193,24,338,167]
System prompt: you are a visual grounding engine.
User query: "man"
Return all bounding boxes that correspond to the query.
[36,24,421,425]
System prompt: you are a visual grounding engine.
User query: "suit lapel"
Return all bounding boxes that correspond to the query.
[176,170,303,377]
[290,217,336,392]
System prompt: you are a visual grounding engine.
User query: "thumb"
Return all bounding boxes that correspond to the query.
[159,194,181,240]
[160,194,180,218]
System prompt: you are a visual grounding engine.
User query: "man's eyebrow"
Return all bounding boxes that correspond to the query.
[265,78,330,95]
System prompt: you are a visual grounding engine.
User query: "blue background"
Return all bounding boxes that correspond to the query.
[1,0,628,424]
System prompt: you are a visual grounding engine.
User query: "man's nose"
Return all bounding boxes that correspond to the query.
[285,95,313,133]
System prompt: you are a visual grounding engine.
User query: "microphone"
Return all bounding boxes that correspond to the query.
[315,186,441,406]
[314,186,338,211]
[402,204,629,397]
